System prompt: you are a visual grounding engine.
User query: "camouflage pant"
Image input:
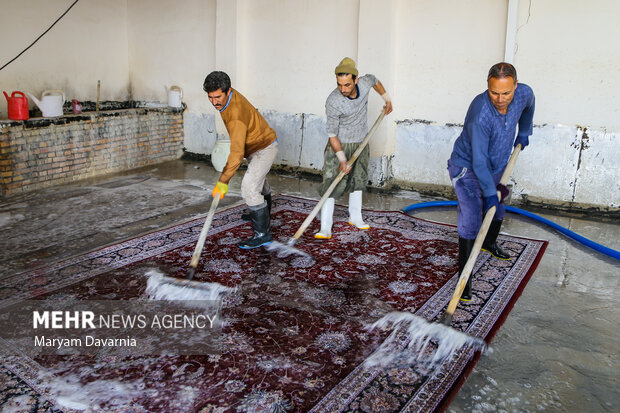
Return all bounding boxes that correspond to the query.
[318,142,369,199]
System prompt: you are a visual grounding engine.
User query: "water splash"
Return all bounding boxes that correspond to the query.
[266,239,314,261]
[365,312,487,369]
[36,367,146,411]
[145,269,236,305]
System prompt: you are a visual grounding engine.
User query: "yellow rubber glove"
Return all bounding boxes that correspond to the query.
[212,181,228,199]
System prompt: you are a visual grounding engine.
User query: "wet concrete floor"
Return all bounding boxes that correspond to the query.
[1,159,618,412]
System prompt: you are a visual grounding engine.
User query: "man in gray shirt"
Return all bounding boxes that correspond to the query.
[315,57,393,239]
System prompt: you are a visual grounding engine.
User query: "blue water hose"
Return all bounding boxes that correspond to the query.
[402,201,620,261]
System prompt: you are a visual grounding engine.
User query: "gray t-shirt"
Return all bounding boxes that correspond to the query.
[325,74,378,143]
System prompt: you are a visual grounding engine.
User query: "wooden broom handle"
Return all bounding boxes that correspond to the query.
[189,195,220,269]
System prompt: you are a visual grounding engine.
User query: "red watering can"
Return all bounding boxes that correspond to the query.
[3,91,29,120]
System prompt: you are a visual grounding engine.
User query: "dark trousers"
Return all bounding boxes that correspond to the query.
[448,161,505,239]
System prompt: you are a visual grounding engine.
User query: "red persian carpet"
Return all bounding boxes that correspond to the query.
[0,194,547,412]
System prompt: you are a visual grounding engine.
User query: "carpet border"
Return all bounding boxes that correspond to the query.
[433,240,549,413]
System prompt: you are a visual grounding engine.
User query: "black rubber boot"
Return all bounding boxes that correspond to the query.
[242,193,272,221]
[459,237,476,301]
[482,219,510,260]
[239,204,272,249]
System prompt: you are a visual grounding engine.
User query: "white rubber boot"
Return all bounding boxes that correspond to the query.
[348,190,370,229]
[314,197,335,239]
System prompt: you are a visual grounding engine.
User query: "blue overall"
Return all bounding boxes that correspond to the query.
[448,83,535,239]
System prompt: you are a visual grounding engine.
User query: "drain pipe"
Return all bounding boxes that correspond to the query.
[504,0,519,63]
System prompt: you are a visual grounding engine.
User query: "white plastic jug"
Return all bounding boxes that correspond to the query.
[28,89,65,117]
[167,85,183,108]
[211,139,231,172]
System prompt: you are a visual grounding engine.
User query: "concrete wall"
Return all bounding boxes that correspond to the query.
[126,0,218,155]
[515,1,620,130]
[228,0,619,211]
[0,0,618,211]
[127,0,216,110]
[510,0,620,210]
[236,0,359,115]
[0,0,130,106]
[197,0,618,211]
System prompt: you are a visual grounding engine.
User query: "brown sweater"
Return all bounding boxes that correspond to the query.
[219,88,277,183]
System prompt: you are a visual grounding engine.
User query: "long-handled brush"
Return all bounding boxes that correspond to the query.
[145,195,236,302]
[366,144,523,367]
[266,108,386,259]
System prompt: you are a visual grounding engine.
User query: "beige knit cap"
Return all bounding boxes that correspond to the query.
[335,57,358,76]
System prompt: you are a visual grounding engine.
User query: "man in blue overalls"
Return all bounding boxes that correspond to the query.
[448,62,535,301]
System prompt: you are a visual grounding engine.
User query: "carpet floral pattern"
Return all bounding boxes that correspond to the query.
[0,195,547,412]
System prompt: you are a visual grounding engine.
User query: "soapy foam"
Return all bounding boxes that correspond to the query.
[365,311,487,369]
[265,239,314,261]
[145,269,235,306]
[37,368,146,411]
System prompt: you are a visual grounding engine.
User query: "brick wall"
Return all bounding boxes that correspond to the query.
[0,108,183,195]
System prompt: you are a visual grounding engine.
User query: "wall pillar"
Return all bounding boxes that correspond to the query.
[214,0,240,139]
[358,0,398,185]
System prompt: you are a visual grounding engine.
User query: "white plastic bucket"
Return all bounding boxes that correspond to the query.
[211,139,231,172]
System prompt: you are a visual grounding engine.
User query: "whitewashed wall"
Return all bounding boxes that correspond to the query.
[236,0,359,115]
[0,0,618,210]
[388,0,508,194]
[126,0,218,155]
[0,0,130,105]
[511,0,620,208]
[127,0,216,113]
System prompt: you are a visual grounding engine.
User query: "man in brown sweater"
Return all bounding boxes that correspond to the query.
[203,71,278,249]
